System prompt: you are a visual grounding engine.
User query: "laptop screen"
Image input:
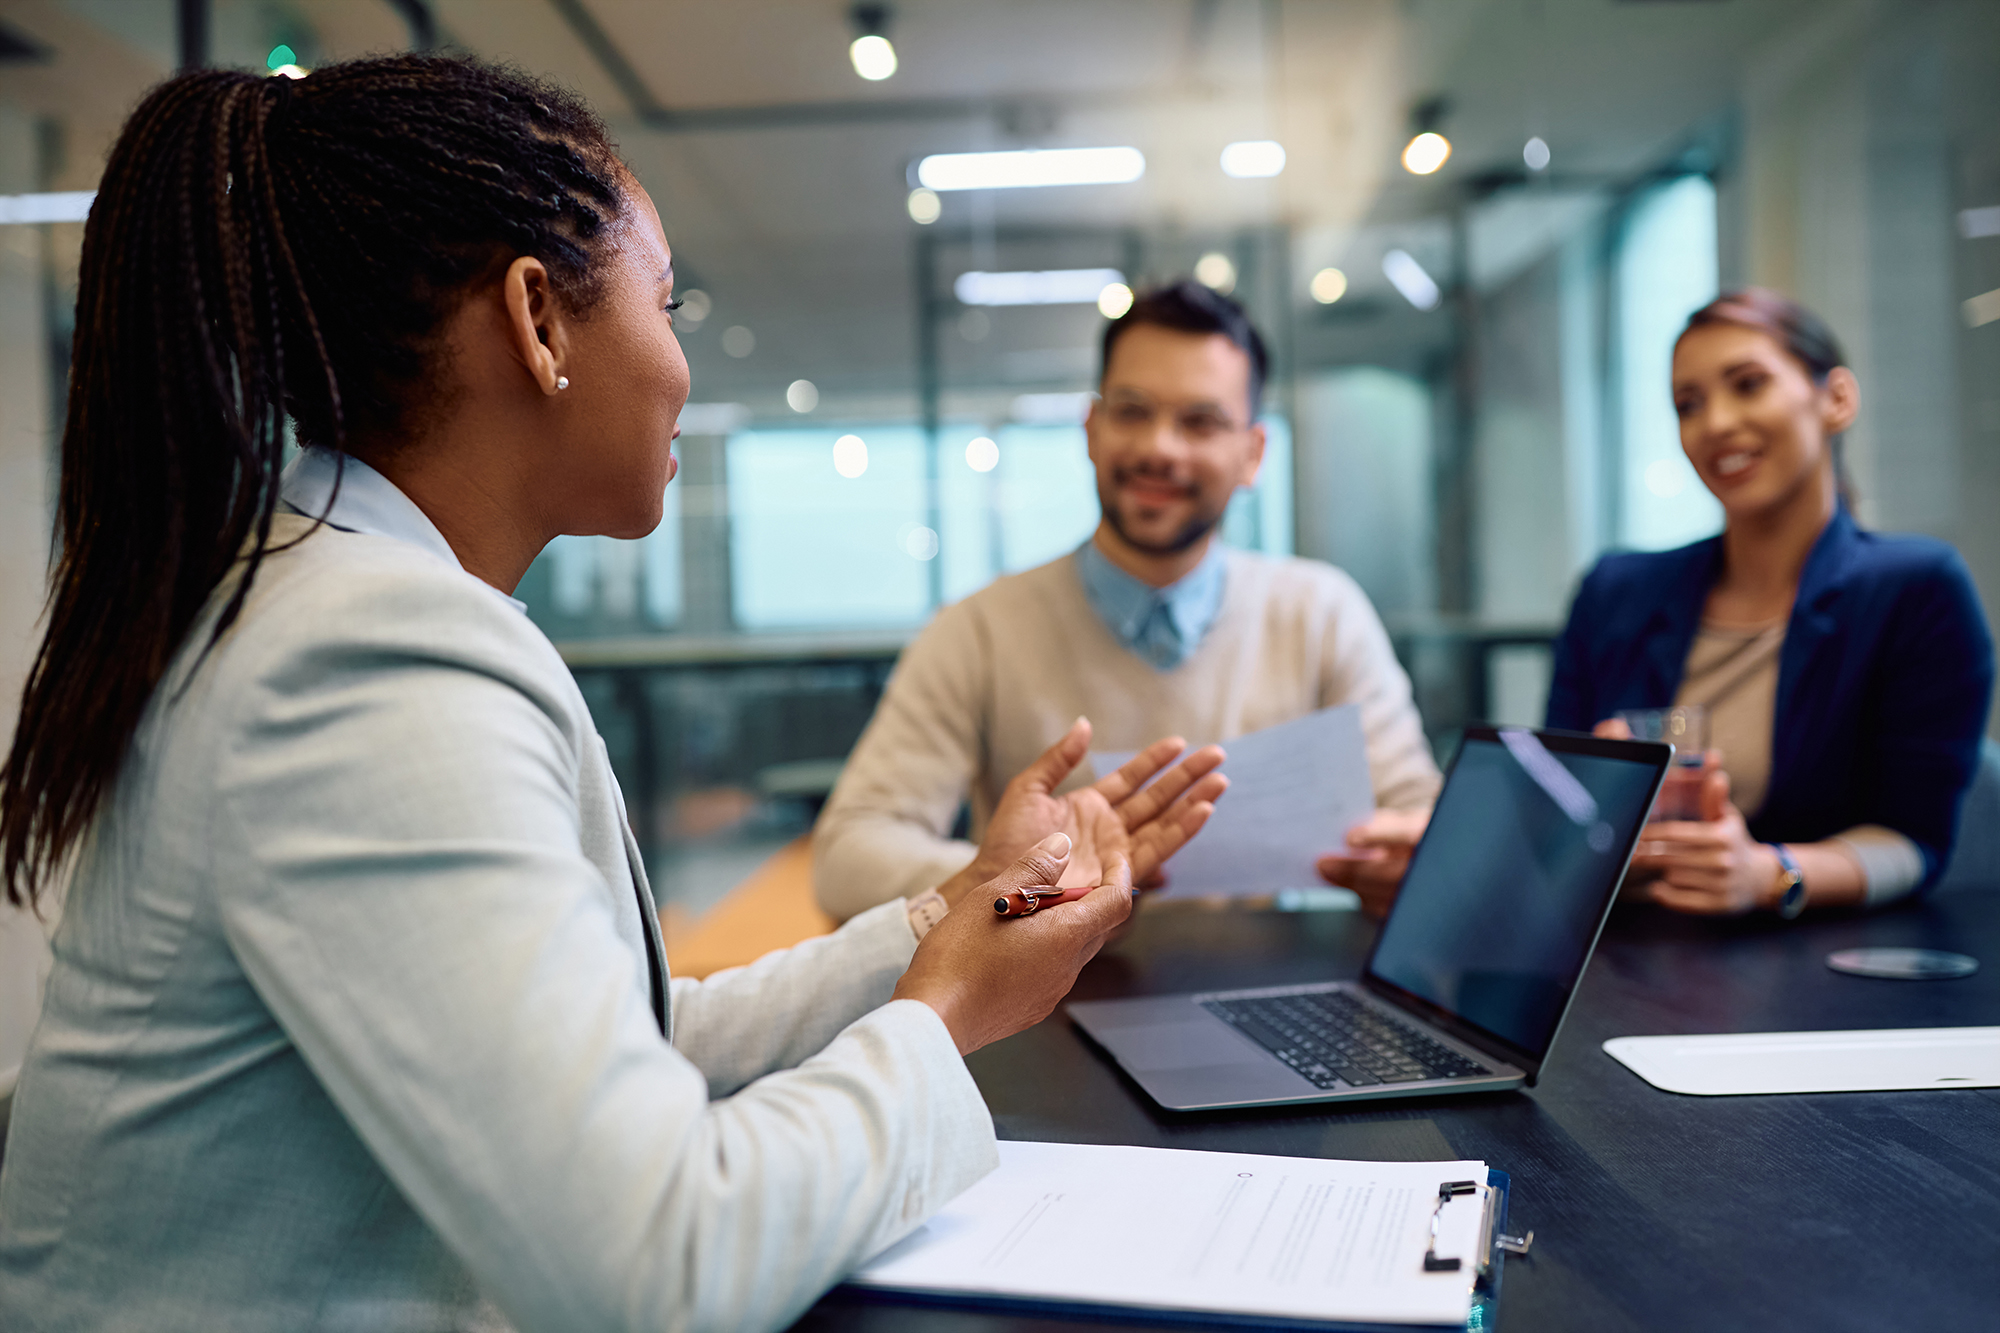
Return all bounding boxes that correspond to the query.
[1364,728,1666,1064]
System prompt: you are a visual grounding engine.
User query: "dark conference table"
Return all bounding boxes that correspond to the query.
[797,887,2000,1333]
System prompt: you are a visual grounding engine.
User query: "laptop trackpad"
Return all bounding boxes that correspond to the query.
[1110,1020,1268,1071]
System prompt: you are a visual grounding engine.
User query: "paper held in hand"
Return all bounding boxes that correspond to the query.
[848,1140,1490,1327]
[1092,704,1376,899]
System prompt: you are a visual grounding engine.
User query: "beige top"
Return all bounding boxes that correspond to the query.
[812,548,1443,920]
[1676,619,1923,903]
[1676,619,1786,816]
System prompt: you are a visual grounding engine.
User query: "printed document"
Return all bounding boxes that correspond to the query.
[1093,705,1376,899]
[849,1141,1489,1326]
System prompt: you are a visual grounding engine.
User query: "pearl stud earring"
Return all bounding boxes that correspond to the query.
[555,375,570,391]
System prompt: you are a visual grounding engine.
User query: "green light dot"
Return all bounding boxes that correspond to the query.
[267,45,296,71]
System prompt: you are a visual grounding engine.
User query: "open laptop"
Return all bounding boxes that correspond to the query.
[1068,726,1672,1111]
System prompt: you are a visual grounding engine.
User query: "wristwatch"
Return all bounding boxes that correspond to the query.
[1768,844,1806,919]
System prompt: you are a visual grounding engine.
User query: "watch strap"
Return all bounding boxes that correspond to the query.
[1769,844,1806,919]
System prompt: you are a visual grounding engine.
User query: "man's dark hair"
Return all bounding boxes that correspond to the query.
[1099,279,1269,416]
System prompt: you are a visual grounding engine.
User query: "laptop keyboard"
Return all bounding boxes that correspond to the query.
[1201,989,1491,1089]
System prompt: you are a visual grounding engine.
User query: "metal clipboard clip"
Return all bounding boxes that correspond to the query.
[1478,1176,1534,1275]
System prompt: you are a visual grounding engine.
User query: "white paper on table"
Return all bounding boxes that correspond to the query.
[849,1141,1488,1327]
[1604,1027,2000,1095]
[1092,705,1376,899]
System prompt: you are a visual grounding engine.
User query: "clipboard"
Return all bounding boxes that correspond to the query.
[836,1165,1525,1331]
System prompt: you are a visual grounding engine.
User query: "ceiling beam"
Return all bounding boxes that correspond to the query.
[546,0,1035,133]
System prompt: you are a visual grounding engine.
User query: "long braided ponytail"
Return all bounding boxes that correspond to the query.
[2,55,626,907]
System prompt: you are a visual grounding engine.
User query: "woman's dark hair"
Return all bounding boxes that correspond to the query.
[1679,287,1847,382]
[1102,279,1269,416]
[1,55,626,907]
[1678,287,1855,503]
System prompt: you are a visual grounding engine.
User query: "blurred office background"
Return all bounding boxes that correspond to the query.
[1,0,1997,937]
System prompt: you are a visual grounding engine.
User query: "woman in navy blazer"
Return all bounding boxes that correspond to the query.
[1548,289,1993,915]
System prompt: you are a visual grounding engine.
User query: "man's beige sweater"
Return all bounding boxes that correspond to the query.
[812,547,1441,920]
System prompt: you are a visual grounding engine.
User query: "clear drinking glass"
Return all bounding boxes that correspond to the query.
[1617,705,1711,821]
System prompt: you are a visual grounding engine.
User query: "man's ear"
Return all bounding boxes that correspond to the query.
[501,256,569,395]
[1083,397,1105,465]
[1238,421,1268,488]
[1821,365,1859,437]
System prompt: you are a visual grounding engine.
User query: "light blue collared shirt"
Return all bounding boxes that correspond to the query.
[1074,539,1227,670]
[279,447,527,613]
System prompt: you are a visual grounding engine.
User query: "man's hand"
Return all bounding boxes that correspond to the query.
[893,803,1136,1055]
[1627,766,1780,914]
[1316,807,1431,919]
[936,718,1226,908]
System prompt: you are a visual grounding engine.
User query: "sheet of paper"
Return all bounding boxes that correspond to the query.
[1093,705,1377,899]
[1605,1027,2000,1095]
[849,1141,1488,1327]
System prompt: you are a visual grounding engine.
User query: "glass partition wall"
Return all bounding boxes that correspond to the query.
[3,0,1996,923]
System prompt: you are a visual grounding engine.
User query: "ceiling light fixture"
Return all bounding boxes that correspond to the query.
[1194,252,1236,294]
[1523,136,1551,172]
[833,434,870,478]
[917,147,1145,192]
[0,191,94,225]
[849,4,897,81]
[1097,283,1134,319]
[954,268,1127,306]
[1309,267,1348,304]
[1382,249,1441,311]
[1220,140,1286,178]
[906,186,941,224]
[1401,96,1452,176]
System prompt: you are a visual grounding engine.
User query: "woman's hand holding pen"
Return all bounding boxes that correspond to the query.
[893,801,1137,1055]
[935,717,1226,909]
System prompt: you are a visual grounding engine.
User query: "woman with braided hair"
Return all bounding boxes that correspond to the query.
[0,55,1217,1331]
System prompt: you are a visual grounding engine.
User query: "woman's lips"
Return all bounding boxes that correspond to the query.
[1710,449,1759,482]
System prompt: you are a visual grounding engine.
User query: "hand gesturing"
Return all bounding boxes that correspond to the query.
[936,717,1227,908]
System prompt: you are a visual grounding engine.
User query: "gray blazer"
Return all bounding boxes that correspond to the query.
[0,514,996,1332]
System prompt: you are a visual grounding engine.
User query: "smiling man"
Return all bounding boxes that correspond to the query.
[812,281,1440,920]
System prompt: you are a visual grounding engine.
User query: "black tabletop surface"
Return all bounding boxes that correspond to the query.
[795,889,2000,1333]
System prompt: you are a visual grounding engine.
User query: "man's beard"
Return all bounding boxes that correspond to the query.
[1098,469,1230,556]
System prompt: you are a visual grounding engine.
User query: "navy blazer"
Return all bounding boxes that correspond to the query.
[1547,508,1994,889]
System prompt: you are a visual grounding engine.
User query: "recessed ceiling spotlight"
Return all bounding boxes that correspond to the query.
[1097,283,1134,319]
[1401,96,1452,176]
[1402,132,1450,176]
[1194,252,1236,294]
[849,4,897,81]
[1309,267,1348,304]
[833,434,869,478]
[1523,136,1551,172]
[906,186,941,224]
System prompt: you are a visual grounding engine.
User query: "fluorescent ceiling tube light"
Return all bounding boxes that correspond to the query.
[1960,206,2000,240]
[1382,249,1442,311]
[0,191,95,225]
[1220,140,1286,178]
[955,268,1126,306]
[917,147,1145,192]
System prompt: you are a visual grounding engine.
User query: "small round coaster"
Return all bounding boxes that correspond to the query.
[1826,947,1979,980]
